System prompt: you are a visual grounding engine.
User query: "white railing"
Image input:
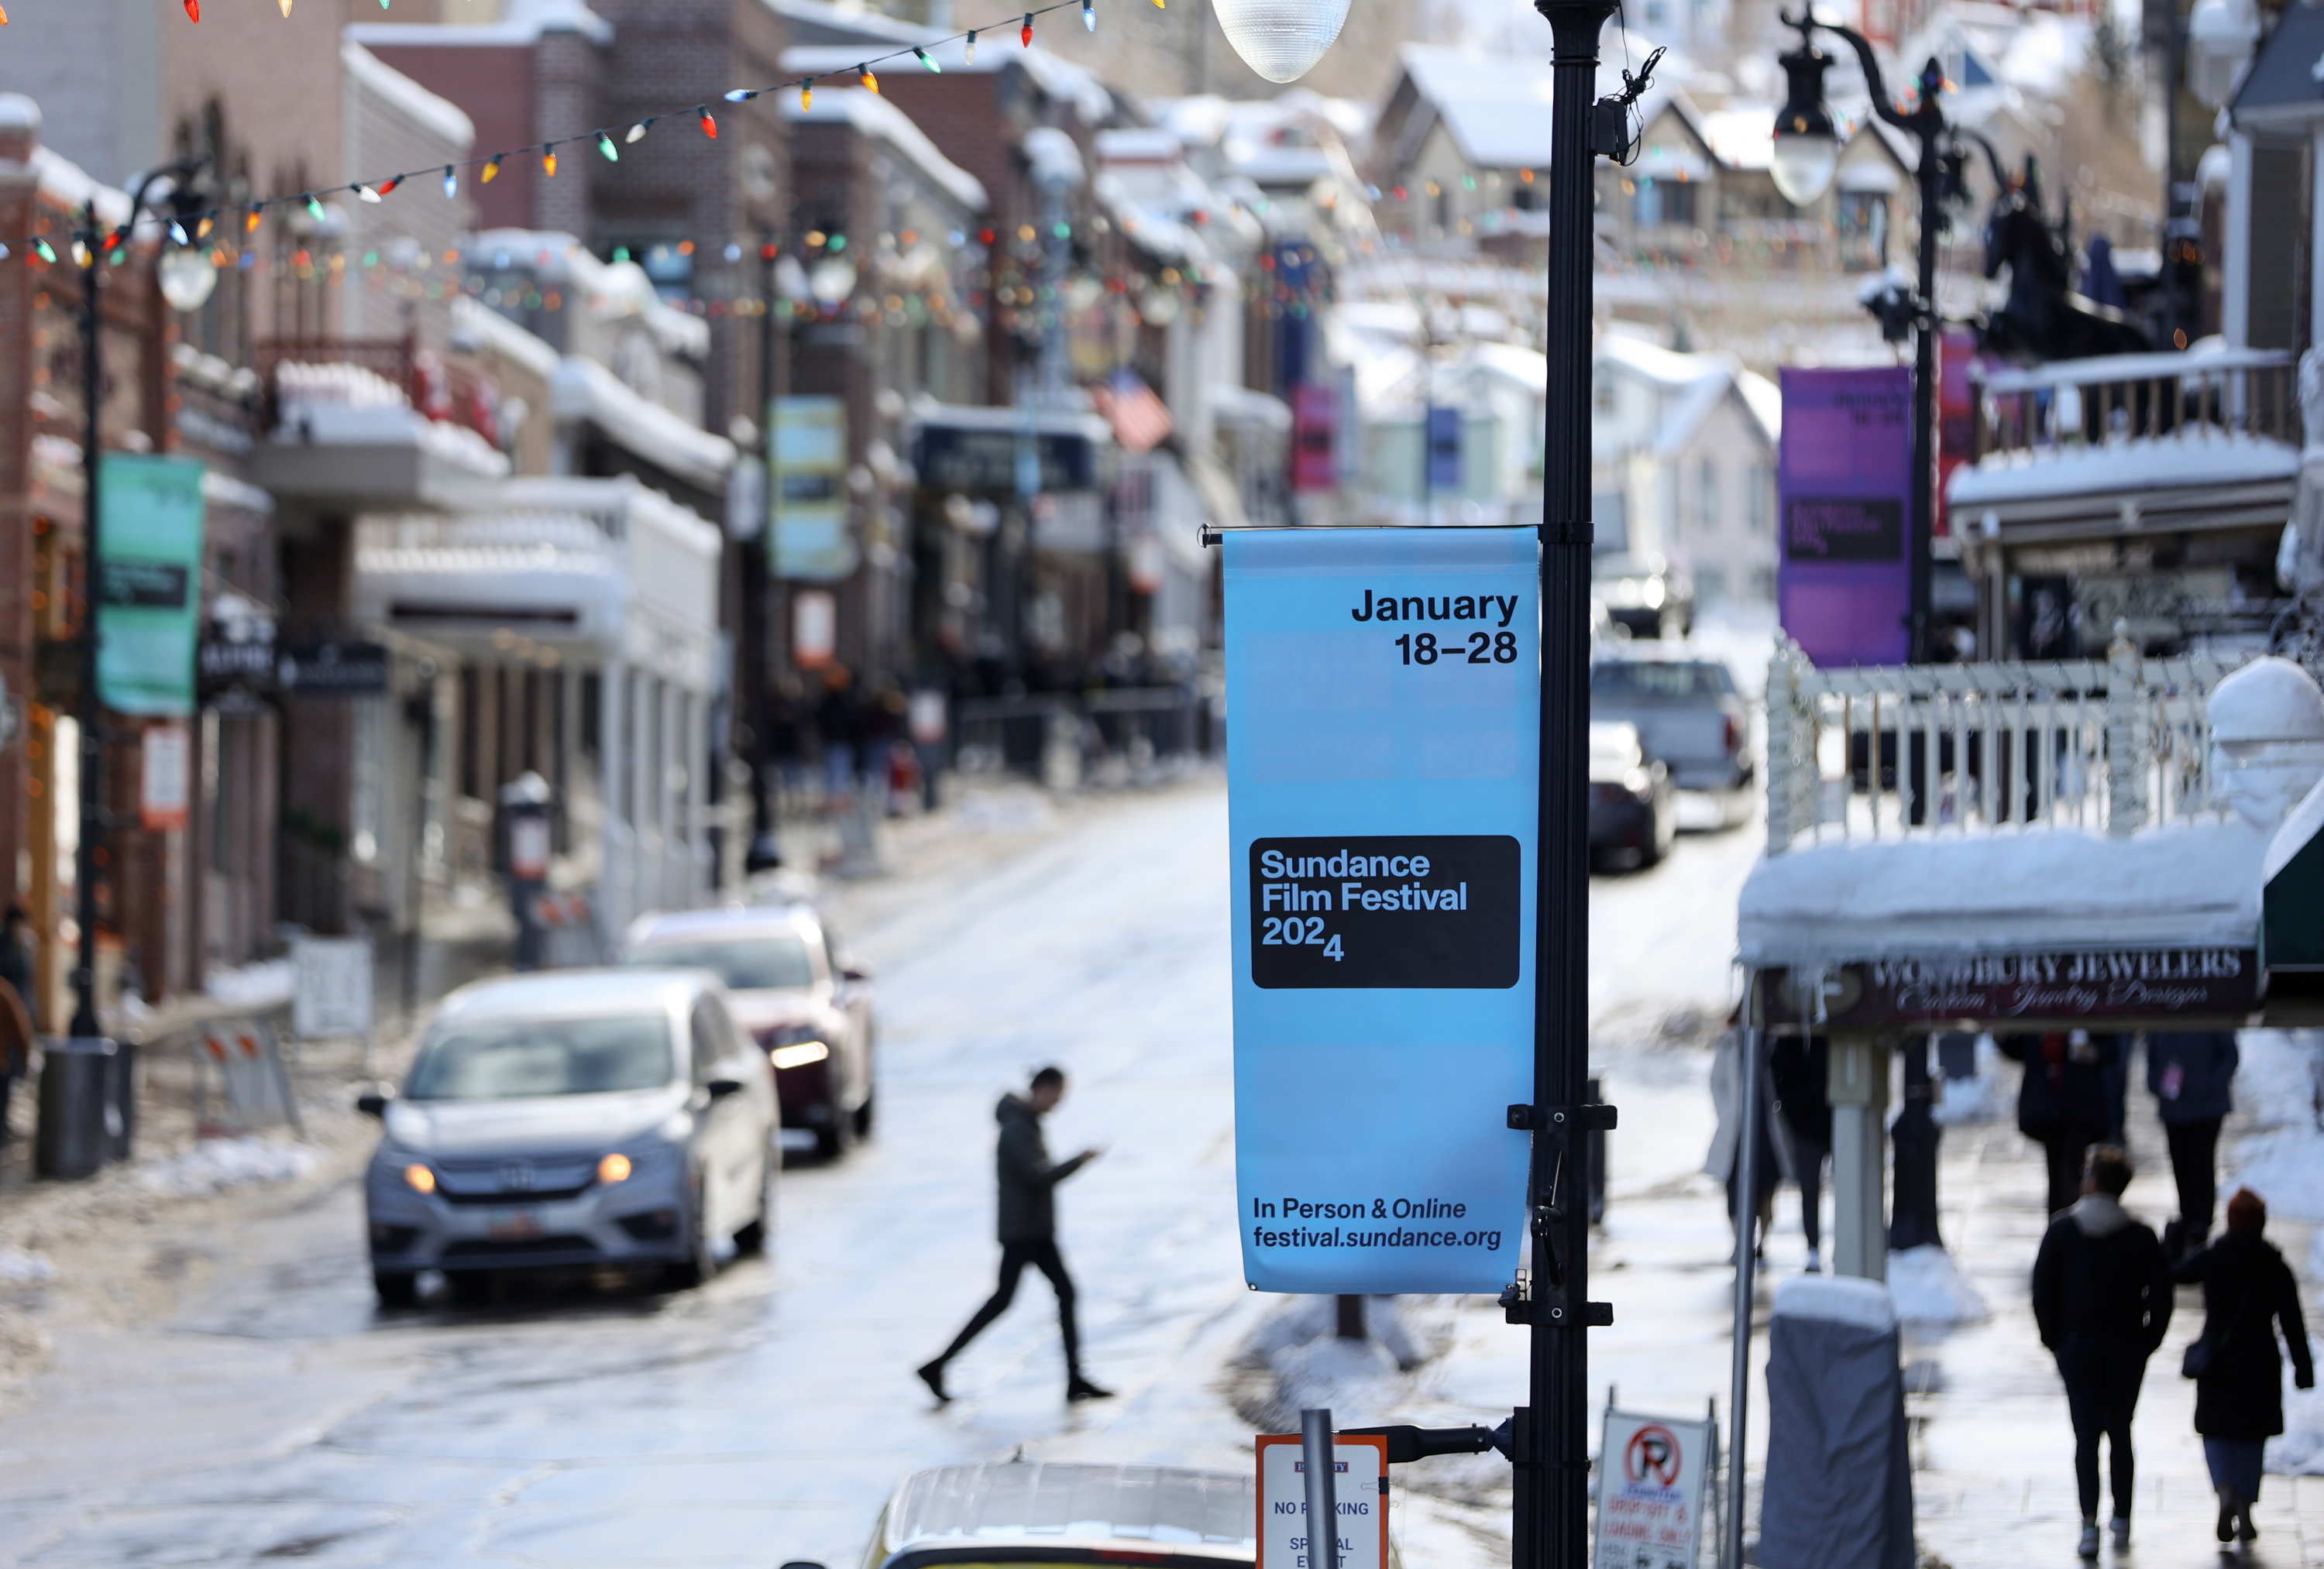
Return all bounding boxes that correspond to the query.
[1762,633,2262,854]
[1971,347,2298,458]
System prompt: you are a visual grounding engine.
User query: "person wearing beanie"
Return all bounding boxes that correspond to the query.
[2173,1186,2315,1545]
[2030,1145,2174,1558]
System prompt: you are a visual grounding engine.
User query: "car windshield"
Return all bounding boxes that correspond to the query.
[624,934,816,991]
[1590,661,1735,699]
[405,1014,674,1100]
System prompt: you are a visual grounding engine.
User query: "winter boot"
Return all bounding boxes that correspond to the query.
[2236,1503,2257,1543]
[2077,1520,2099,1559]
[1066,1375,1115,1402]
[2217,1488,2237,1543]
[916,1359,951,1405]
[2110,1516,2130,1550]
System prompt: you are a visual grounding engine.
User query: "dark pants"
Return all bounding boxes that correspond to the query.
[1791,1135,1829,1251]
[2057,1336,2149,1522]
[2041,1125,2102,1216]
[2164,1118,2222,1250]
[935,1239,1081,1378]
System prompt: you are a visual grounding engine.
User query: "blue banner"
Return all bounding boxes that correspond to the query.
[1225,526,1538,1294]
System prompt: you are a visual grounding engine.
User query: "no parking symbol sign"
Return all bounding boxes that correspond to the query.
[1593,1409,1714,1569]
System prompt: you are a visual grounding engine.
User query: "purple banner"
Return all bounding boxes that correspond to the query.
[1779,367,1912,668]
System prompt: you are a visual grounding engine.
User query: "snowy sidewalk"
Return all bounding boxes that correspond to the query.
[1906,1035,2324,1569]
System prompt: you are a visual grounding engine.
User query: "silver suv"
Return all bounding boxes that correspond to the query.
[359,970,781,1306]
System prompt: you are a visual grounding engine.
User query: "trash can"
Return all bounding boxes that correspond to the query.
[36,1035,118,1180]
[1758,1275,1913,1569]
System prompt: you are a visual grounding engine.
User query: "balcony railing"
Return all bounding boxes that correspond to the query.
[1762,633,2266,854]
[1970,346,2298,460]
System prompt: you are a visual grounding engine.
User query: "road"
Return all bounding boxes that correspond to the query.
[0,778,1763,1568]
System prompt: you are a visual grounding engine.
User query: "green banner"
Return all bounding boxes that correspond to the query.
[98,453,207,717]
[768,396,856,582]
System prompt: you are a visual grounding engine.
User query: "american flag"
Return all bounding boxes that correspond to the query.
[1092,370,1173,453]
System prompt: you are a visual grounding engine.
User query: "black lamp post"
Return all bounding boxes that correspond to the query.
[1769,12,1959,667]
[1769,20,1953,1254]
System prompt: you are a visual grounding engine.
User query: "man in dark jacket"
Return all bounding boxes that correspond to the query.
[2145,1031,2238,1258]
[918,1066,1110,1403]
[1999,1030,2121,1214]
[1769,1035,1831,1272]
[2031,1145,2174,1558]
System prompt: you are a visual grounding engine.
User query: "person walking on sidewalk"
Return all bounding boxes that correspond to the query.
[1706,1015,1787,1264]
[2032,1145,2174,1559]
[2145,1031,2238,1259]
[1769,1035,1831,1272]
[918,1066,1112,1404]
[2001,1030,2122,1215]
[2172,1187,2314,1547]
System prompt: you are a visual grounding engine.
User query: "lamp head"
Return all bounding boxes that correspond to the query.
[1770,26,1841,207]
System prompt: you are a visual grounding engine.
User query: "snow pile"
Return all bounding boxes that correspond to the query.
[2228,1126,2324,1221]
[1885,1245,1990,1325]
[138,1137,318,1198]
[0,1248,54,1285]
[2267,1337,2324,1475]
[2233,1030,2322,1130]
[1271,1334,1401,1427]
[953,788,1055,834]
[205,957,293,1008]
[1934,1035,2010,1126]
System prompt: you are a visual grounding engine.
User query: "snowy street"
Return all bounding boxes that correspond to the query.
[0,777,1761,1568]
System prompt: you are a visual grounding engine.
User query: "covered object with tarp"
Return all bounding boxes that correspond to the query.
[1758,1275,1913,1569]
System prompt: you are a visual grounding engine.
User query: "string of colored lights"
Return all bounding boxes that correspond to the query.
[6,0,1159,261]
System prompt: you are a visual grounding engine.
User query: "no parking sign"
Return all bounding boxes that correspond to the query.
[1223,527,1540,1293]
[1593,1409,1714,1569]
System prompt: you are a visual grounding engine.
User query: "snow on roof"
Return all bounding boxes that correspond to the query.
[1738,815,2274,966]
[552,356,736,493]
[342,40,476,152]
[451,295,562,381]
[469,229,710,359]
[779,43,1112,125]
[1095,128,1184,165]
[782,89,987,211]
[1738,369,1781,444]
[345,0,613,49]
[1947,431,2298,507]
[1394,44,1682,170]
[757,0,944,48]
[32,145,132,228]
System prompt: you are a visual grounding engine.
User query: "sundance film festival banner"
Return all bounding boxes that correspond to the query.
[98,454,208,717]
[1225,527,1538,1293]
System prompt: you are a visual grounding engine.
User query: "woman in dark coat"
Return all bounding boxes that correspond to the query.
[2172,1187,2315,1544]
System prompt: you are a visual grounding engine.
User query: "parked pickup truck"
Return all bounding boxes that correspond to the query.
[1588,646,1753,807]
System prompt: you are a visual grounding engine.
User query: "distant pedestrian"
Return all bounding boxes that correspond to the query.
[2172,1188,2314,1547]
[1706,1018,1787,1265]
[0,907,33,1143]
[918,1066,1112,1404]
[2031,1145,2174,1559]
[2145,1031,2238,1259]
[1769,1034,1831,1272]
[1999,1030,2122,1214]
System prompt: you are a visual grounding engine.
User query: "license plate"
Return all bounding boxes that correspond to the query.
[486,1209,544,1241]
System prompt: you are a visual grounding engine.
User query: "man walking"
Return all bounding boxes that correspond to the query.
[2031,1145,2174,1559]
[918,1066,1112,1403]
[2145,1030,2237,1258]
[2000,1030,2121,1214]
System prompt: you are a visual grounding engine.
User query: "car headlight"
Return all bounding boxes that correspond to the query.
[403,1162,437,1194]
[598,1152,633,1185]
[1642,579,1666,609]
[771,1039,830,1070]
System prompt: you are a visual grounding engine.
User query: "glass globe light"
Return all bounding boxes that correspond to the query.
[1209,0,1351,84]
[158,245,218,312]
[1769,35,1841,207]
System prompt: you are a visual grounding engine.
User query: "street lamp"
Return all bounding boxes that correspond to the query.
[1769,33,1842,206]
[60,157,210,1076]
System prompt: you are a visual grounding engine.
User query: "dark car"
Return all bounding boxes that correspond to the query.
[1588,719,1674,868]
[619,903,875,1159]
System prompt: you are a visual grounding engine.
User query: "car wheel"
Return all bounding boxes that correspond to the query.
[373,1269,418,1308]
[448,1271,493,1307]
[733,1149,776,1256]
[813,1099,856,1160]
[664,1186,718,1289]
[852,1091,875,1140]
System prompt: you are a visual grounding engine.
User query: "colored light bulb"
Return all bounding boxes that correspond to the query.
[915,47,939,71]
[184,0,198,19]
[801,83,813,110]
[376,177,401,196]
[1083,0,1095,29]
[443,167,458,197]
[245,208,262,232]
[700,108,718,139]
[481,159,500,184]
[626,122,648,143]
[33,239,53,263]
[1021,13,1033,45]
[358,185,381,204]
[724,88,755,102]
[598,133,618,160]
[964,29,978,62]
[859,64,878,91]
[541,148,558,177]
[304,194,325,220]
[170,221,189,245]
